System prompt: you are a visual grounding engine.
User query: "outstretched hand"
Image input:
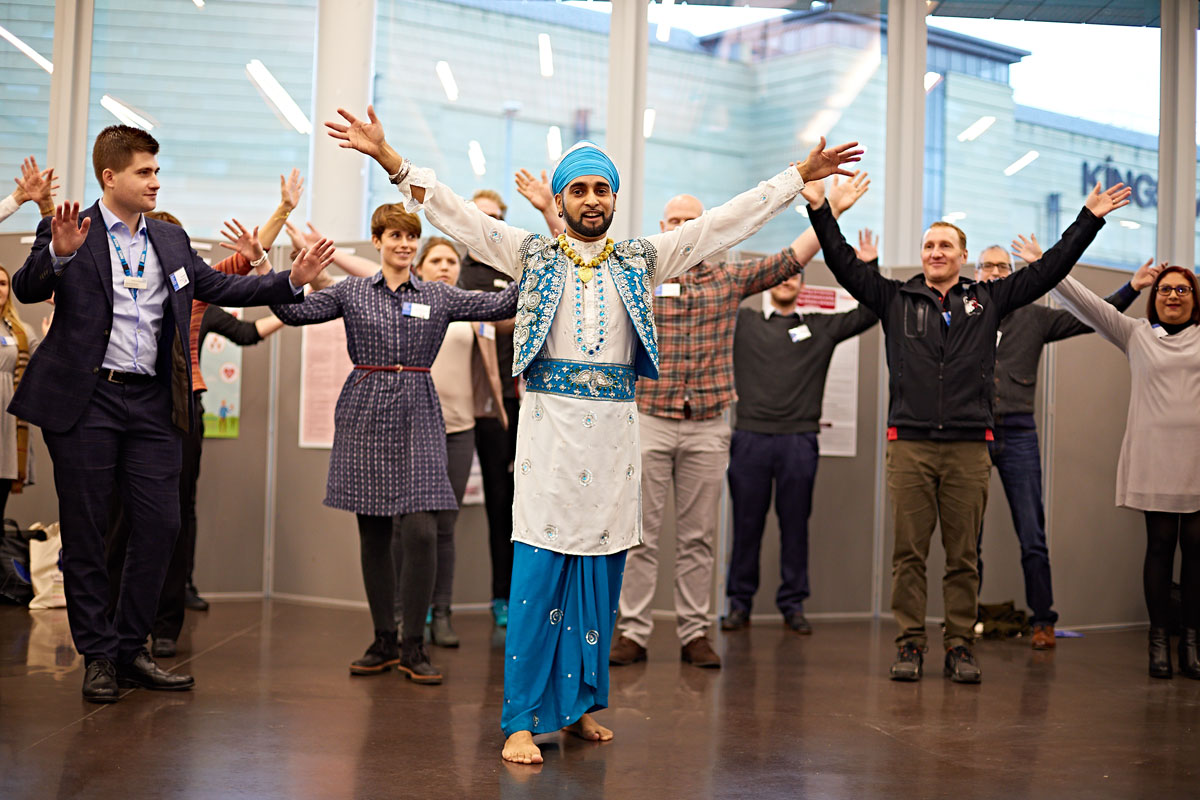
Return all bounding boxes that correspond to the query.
[1083,181,1132,219]
[219,218,266,264]
[829,170,870,215]
[326,105,388,161]
[50,202,90,257]
[14,156,58,208]
[1010,233,1042,264]
[799,174,826,208]
[289,238,336,286]
[280,168,304,211]
[855,228,879,262]
[515,169,553,212]
[1130,258,1164,292]
[796,137,864,183]
[284,221,325,252]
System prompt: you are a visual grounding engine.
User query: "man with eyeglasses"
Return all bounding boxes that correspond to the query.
[977,237,1159,649]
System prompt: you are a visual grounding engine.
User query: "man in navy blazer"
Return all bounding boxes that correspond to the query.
[10,125,334,703]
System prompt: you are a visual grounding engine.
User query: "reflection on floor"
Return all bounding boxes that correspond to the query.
[0,601,1197,799]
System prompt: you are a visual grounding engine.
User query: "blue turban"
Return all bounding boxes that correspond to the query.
[551,141,620,196]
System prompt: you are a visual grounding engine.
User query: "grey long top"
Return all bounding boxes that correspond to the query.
[1051,275,1200,513]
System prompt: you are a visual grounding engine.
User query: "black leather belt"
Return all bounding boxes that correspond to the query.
[102,369,156,385]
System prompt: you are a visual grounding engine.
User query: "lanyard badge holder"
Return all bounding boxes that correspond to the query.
[109,230,149,298]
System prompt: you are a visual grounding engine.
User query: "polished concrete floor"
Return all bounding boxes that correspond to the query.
[0,601,1196,800]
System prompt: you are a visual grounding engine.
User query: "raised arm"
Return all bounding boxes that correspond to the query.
[257,169,303,250]
[1043,258,1155,342]
[287,221,378,278]
[7,157,59,220]
[325,106,528,278]
[807,199,896,318]
[1049,274,1138,352]
[989,182,1131,315]
[445,280,520,323]
[270,281,346,326]
[515,168,565,237]
[648,137,862,282]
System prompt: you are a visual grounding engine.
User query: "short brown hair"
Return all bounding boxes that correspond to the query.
[927,221,967,250]
[471,189,507,219]
[370,203,421,239]
[1147,266,1200,327]
[93,125,159,186]
[145,210,182,227]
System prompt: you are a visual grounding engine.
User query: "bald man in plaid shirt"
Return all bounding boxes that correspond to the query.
[609,173,870,669]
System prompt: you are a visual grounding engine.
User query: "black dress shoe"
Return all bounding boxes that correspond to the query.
[784,611,813,635]
[82,659,120,704]
[184,585,210,612]
[116,649,195,691]
[720,607,751,631]
[151,638,177,658]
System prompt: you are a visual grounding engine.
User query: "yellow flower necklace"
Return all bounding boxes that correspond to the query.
[558,234,614,284]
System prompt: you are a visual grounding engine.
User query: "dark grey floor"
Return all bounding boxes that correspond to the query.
[0,601,1196,799]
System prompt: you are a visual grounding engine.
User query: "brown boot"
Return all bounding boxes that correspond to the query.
[609,635,647,666]
[680,636,721,669]
[1031,624,1056,650]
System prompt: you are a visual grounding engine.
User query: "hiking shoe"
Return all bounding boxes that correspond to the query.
[944,645,982,684]
[890,642,924,681]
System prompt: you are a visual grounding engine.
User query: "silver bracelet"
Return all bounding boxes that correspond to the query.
[388,159,411,186]
[250,252,269,267]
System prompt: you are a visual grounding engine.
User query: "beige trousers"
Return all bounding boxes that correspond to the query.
[618,413,730,647]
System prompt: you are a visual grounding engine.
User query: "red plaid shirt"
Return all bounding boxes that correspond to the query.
[636,248,805,420]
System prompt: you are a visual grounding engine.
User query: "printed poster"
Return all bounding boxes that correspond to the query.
[201,307,245,439]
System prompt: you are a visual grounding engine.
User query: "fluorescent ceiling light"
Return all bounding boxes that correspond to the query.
[956,115,996,142]
[942,211,967,223]
[436,61,459,102]
[656,0,675,42]
[1120,220,1141,229]
[0,24,53,74]
[101,95,155,130]
[643,108,656,139]
[924,71,942,92]
[547,126,563,161]
[468,140,486,177]
[245,59,311,134]
[1003,150,1039,176]
[538,34,554,77]
[192,0,205,7]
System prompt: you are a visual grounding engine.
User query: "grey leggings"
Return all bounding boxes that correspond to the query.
[356,511,436,640]
[392,430,475,621]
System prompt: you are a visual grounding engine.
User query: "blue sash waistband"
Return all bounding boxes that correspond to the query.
[525,358,636,402]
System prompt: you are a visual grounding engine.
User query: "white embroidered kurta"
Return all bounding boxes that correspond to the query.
[394,165,806,555]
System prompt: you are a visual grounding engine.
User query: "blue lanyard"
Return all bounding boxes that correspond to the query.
[108,227,149,299]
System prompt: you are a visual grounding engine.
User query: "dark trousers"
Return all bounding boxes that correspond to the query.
[726,430,819,616]
[1144,510,1200,629]
[44,378,182,663]
[106,392,203,642]
[981,426,1058,625]
[357,512,436,641]
[475,397,519,600]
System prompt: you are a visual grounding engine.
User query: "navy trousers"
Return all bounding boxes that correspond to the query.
[981,426,1058,626]
[726,430,819,616]
[44,378,183,663]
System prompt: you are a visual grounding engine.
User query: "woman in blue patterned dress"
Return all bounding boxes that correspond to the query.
[273,204,517,683]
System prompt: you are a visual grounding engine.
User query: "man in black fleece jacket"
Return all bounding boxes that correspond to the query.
[807,180,1131,683]
[976,239,1156,650]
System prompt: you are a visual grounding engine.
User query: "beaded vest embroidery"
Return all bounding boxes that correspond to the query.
[513,233,660,380]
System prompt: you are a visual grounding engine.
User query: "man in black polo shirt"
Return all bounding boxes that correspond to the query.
[455,189,517,628]
[722,230,878,636]
[976,237,1152,649]
[808,180,1131,683]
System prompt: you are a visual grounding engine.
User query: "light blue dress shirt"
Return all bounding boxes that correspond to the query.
[51,201,169,374]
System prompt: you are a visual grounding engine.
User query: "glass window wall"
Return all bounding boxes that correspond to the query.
[0,0,54,231]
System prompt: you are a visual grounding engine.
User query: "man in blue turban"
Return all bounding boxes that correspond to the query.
[327,103,862,765]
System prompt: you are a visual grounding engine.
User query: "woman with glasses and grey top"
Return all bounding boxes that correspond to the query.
[1051,264,1200,679]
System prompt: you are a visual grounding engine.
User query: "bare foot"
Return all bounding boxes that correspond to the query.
[564,713,613,742]
[502,730,543,764]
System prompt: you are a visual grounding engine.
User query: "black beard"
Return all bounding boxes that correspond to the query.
[564,205,614,239]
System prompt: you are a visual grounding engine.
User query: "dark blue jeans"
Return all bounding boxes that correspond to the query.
[982,426,1058,626]
[726,430,819,616]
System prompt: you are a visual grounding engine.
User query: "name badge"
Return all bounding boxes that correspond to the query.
[478,322,496,340]
[1152,324,1169,339]
[123,276,148,290]
[169,267,190,291]
[402,302,431,319]
[788,324,812,343]
[0,336,15,347]
[493,278,510,289]
[655,283,681,298]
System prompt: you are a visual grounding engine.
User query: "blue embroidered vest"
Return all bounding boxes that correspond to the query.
[512,233,660,380]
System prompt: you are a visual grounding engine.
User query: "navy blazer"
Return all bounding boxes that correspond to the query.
[10,202,302,434]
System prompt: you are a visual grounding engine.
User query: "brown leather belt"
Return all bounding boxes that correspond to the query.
[352,364,432,386]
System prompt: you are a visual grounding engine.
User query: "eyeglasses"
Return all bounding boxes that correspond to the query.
[978,262,1011,272]
[1156,285,1194,296]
